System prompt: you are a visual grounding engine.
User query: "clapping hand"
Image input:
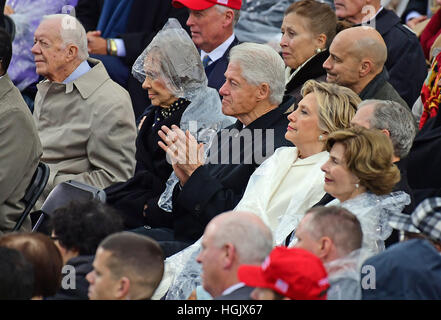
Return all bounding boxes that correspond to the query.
[158,125,205,186]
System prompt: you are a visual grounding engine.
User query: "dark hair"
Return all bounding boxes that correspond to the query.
[285,0,337,47]
[306,206,363,256]
[99,232,164,299]
[0,247,34,300]
[0,27,12,73]
[49,200,124,256]
[0,232,63,297]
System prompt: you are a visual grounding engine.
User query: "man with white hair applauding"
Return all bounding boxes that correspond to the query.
[31,14,137,204]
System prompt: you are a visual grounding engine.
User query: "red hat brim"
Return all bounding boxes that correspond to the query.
[238,265,274,290]
[172,0,215,10]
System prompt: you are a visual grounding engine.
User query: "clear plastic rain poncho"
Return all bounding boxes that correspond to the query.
[132,18,235,212]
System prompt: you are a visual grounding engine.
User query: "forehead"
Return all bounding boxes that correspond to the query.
[329,33,351,56]
[353,104,375,125]
[35,19,61,39]
[225,61,244,79]
[330,142,346,158]
[94,248,112,268]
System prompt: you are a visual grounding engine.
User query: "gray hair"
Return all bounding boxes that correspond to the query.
[215,4,241,26]
[358,99,417,159]
[212,212,273,265]
[42,14,89,61]
[229,42,285,105]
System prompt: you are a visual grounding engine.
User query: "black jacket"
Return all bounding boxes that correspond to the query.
[205,37,240,92]
[47,255,94,300]
[284,50,329,104]
[105,101,190,229]
[169,100,293,242]
[359,68,408,108]
[374,8,427,107]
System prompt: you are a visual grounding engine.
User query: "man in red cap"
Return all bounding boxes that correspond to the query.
[172,0,241,91]
[238,247,330,300]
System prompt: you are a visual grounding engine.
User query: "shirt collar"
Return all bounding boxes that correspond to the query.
[222,282,245,296]
[63,60,91,84]
[201,33,235,63]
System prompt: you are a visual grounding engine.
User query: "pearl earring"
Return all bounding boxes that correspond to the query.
[318,134,324,141]
[315,48,322,54]
[355,183,359,189]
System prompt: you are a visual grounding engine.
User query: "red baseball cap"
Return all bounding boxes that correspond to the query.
[172,0,242,11]
[238,247,330,300]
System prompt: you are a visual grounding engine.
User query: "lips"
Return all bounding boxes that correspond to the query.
[324,177,333,183]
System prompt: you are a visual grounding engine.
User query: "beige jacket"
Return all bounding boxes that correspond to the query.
[0,74,42,234]
[34,59,136,203]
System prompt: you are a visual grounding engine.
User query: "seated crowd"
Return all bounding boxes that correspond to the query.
[1,0,441,300]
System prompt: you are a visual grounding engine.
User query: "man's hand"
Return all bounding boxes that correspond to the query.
[158,125,205,186]
[407,16,427,30]
[87,30,107,55]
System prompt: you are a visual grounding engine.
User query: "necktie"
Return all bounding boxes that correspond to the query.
[202,55,212,68]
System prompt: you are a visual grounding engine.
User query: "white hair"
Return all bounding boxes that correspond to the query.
[42,14,89,61]
[229,42,285,105]
[214,4,240,26]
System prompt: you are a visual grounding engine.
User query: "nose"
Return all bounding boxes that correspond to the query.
[287,109,297,122]
[280,33,288,48]
[321,160,329,173]
[187,12,194,27]
[196,251,203,264]
[86,271,94,284]
[142,77,151,90]
[250,288,259,300]
[31,42,40,55]
[219,81,229,97]
[323,56,331,70]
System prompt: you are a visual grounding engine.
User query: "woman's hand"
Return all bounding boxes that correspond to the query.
[158,125,205,186]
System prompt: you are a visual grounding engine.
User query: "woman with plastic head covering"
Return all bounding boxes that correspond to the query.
[105,18,234,230]
[317,126,410,255]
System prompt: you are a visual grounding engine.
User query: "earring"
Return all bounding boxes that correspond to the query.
[318,135,324,141]
[355,183,359,189]
[315,48,322,54]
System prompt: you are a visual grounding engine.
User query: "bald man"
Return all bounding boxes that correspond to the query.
[196,211,273,300]
[323,26,408,108]
[333,0,426,108]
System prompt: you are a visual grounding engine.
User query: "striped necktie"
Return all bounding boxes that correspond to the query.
[202,55,212,68]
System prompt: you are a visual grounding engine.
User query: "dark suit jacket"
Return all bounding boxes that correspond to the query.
[359,68,408,108]
[147,99,293,242]
[214,286,254,300]
[375,8,427,107]
[205,37,240,91]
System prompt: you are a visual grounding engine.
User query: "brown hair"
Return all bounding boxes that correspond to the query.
[325,127,400,195]
[0,233,63,297]
[285,0,337,47]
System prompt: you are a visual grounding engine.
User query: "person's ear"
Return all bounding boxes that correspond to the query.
[381,128,390,138]
[223,243,236,269]
[66,44,79,62]
[359,59,373,77]
[256,83,270,102]
[318,237,333,259]
[223,9,234,27]
[315,33,327,50]
[115,277,131,300]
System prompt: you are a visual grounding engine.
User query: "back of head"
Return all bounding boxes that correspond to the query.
[358,99,417,159]
[326,126,401,195]
[301,80,360,134]
[50,200,124,256]
[0,27,12,74]
[306,206,363,258]
[42,14,89,61]
[0,247,34,300]
[99,232,164,299]
[211,211,273,265]
[132,18,207,97]
[229,42,285,105]
[0,232,62,297]
[285,0,337,48]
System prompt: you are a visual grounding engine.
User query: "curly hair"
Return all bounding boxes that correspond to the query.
[301,80,360,134]
[325,127,401,195]
[49,200,123,256]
